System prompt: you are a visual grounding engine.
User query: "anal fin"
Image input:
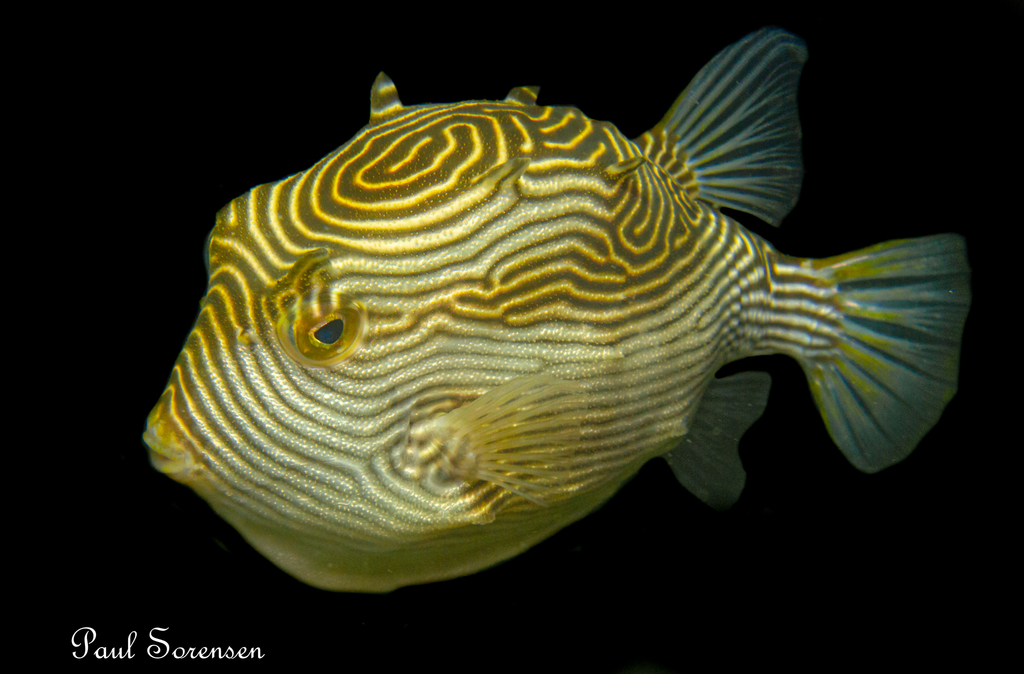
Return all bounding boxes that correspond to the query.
[663,371,771,510]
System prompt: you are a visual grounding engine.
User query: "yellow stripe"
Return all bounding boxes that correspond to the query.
[160,86,781,542]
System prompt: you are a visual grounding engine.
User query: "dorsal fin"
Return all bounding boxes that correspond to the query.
[369,72,403,122]
[504,86,539,105]
[637,28,807,226]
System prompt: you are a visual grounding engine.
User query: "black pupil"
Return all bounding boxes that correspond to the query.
[313,319,344,346]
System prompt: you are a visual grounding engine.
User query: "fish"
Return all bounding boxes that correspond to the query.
[142,28,970,592]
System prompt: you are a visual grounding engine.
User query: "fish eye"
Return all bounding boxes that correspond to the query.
[312,318,345,346]
[276,292,366,367]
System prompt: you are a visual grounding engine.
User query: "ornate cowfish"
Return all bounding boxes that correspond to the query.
[142,28,970,592]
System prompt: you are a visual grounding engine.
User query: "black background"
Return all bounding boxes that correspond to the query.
[49,3,1015,669]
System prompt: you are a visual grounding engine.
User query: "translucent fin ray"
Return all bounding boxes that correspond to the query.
[800,235,971,472]
[641,28,807,225]
[663,372,771,510]
[434,376,589,504]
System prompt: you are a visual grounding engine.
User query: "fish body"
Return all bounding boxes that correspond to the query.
[143,29,970,591]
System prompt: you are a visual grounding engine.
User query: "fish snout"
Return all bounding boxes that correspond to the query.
[142,389,199,482]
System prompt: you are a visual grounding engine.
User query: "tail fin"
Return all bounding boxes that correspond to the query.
[764,235,970,472]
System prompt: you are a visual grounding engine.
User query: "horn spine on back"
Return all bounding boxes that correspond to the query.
[369,72,404,122]
[504,86,539,105]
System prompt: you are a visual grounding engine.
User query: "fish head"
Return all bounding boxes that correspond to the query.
[142,198,498,511]
[141,85,641,591]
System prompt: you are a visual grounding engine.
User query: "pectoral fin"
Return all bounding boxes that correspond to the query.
[405,376,589,505]
[663,371,771,510]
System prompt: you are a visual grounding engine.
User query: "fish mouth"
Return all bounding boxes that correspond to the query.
[142,389,198,481]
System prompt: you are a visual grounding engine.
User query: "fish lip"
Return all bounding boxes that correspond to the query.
[142,424,177,471]
[142,394,197,479]
[142,424,196,479]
